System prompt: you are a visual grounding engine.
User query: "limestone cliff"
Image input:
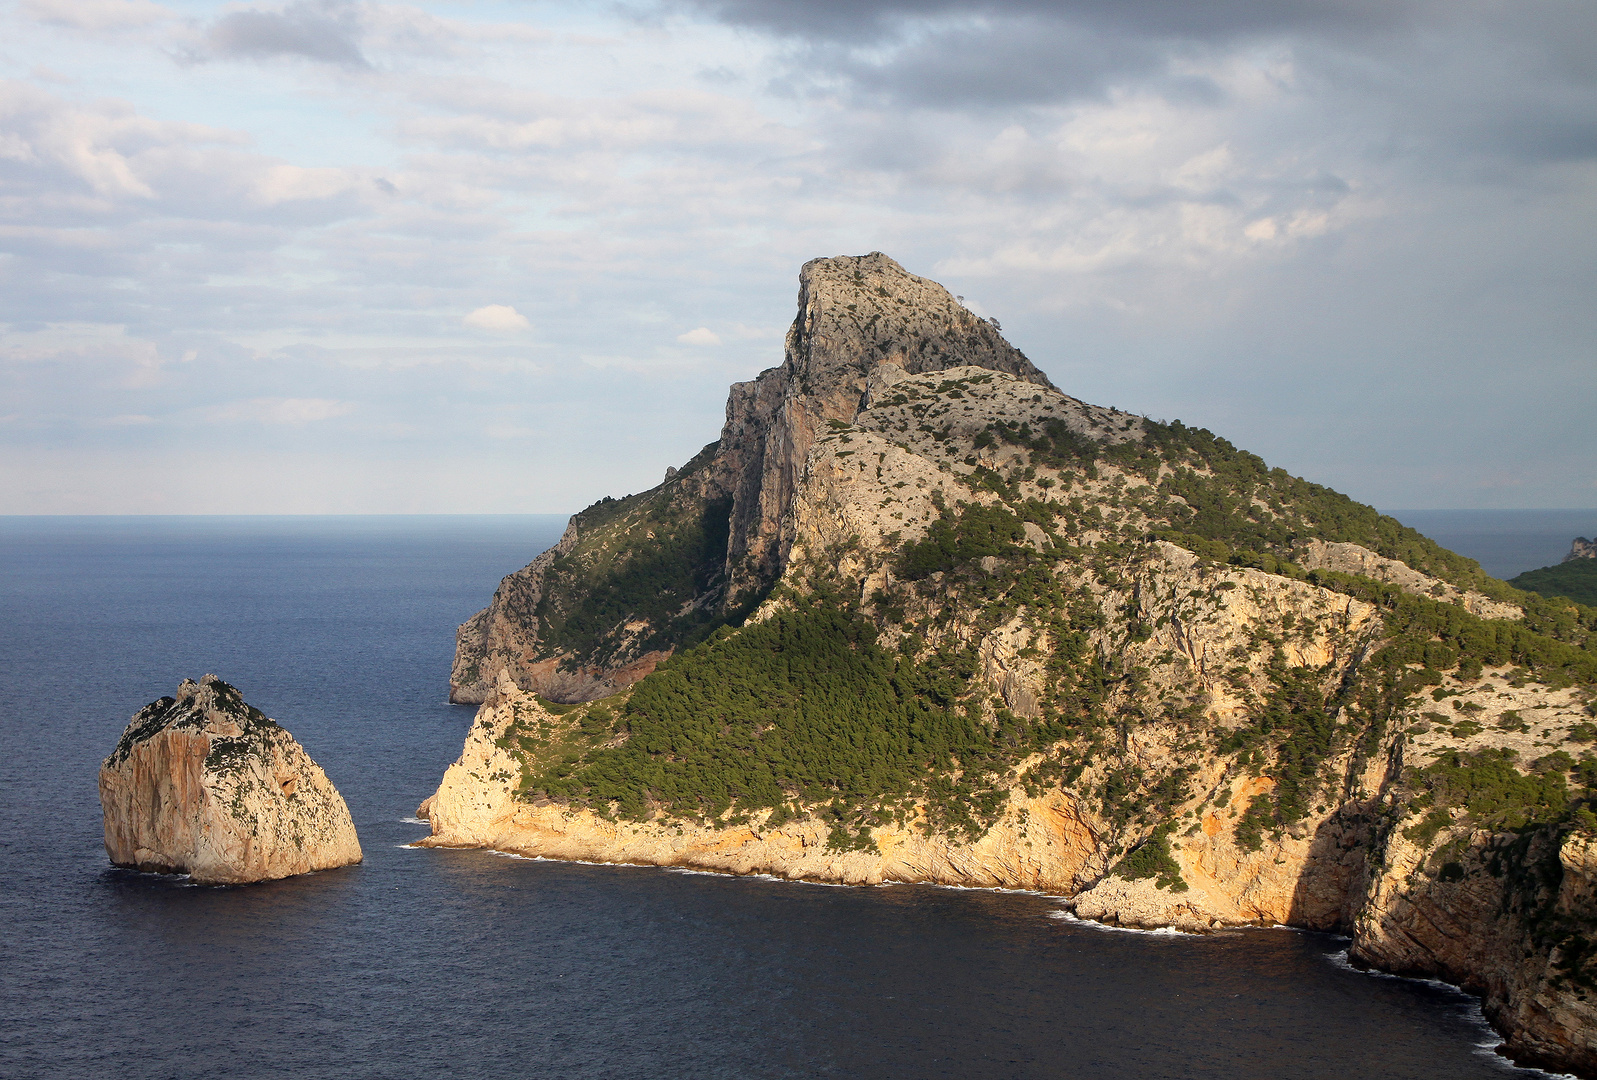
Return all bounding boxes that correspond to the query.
[1570,538,1596,562]
[428,255,1597,1075]
[100,675,362,885]
[450,253,1051,704]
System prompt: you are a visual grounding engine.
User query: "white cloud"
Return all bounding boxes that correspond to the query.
[201,397,355,426]
[676,327,721,346]
[463,305,532,332]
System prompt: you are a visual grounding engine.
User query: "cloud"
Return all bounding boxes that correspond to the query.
[682,0,1423,45]
[676,327,721,345]
[1,1,1591,513]
[20,0,173,32]
[196,1,369,67]
[463,305,532,332]
[200,397,355,425]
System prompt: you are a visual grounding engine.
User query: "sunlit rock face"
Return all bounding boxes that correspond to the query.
[99,675,362,885]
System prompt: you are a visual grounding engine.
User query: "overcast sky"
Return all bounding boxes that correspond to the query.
[1,0,1592,514]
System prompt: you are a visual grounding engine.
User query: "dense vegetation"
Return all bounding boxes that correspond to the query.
[897,500,1030,579]
[1317,571,1597,687]
[1513,558,1597,607]
[530,444,747,668]
[1112,823,1188,892]
[525,591,1037,843]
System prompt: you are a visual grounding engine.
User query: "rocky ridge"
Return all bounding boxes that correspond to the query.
[428,255,1597,1075]
[100,675,362,885]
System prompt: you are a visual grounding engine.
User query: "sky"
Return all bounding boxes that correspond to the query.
[0,0,1592,514]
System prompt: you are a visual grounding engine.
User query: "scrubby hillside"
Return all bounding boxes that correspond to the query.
[427,256,1597,1076]
[1514,553,1597,607]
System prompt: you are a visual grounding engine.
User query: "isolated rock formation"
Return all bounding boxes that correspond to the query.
[429,254,1597,1076]
[1569,538,1596,562]
[100,675,362,885]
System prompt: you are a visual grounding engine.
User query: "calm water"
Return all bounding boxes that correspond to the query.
[0,515,1570,1079]
[1387,509,1597,580]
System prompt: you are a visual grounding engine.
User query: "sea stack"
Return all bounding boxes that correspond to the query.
[99,675,362,885]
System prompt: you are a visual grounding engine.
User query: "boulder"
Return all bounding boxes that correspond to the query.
[99,675,362,885]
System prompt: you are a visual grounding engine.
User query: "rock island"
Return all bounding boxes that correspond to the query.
[101,674,362,885]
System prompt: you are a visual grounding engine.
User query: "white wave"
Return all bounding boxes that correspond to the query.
[1045,908,1199,936]
[927,881,1050,897]
[398,817,428,825]
[1323,949,1578,1078]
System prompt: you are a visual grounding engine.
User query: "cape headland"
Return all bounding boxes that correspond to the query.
[424,253,1597,1075]
[1512,537,1597,607]
[101,675,362,885]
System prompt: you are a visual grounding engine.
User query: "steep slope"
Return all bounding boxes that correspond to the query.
[451,253,1051,704]
[427,256,1597,1076]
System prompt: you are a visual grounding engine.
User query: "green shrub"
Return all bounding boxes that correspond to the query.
[1112,823,1189,891]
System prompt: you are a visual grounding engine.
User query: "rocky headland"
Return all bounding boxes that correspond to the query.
[100,675,362,885]
[424,254,1597,1075]
[1513,538,1597,607]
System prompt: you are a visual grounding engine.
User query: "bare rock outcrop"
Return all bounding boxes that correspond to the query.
[1295,538,1522,619]
[99,675,362,885]
[1569,537,1596,562]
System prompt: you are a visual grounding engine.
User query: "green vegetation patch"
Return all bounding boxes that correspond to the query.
[533,485,739,669]
[526,592,1043,841]
[1404,748,1573,846]
[1221,665,1345,850]
[1112,822,1189,891]
[1321,572,1597,688]
[897,500,1030,579]
[1512,558,1597,608]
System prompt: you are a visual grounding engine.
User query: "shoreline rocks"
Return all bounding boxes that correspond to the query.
[99,675,362,885]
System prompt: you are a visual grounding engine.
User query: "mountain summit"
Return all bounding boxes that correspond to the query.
[451,253,1053,704]
[431,255,1597,1077]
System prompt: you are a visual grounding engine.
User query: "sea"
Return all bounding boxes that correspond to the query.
[0,512,1587,1080]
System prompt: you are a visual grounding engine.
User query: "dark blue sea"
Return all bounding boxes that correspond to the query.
[0,515,1574,1080]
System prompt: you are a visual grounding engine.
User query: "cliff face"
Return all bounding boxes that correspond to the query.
[428,255,1597,1075]
[100,675,362,885]
[450,253,1051,704]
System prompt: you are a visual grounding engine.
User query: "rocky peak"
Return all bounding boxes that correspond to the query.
[786,252,1050,396]
[1568,537,1596,561]
[712,253,1053,601]
[450,254,1063,705]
